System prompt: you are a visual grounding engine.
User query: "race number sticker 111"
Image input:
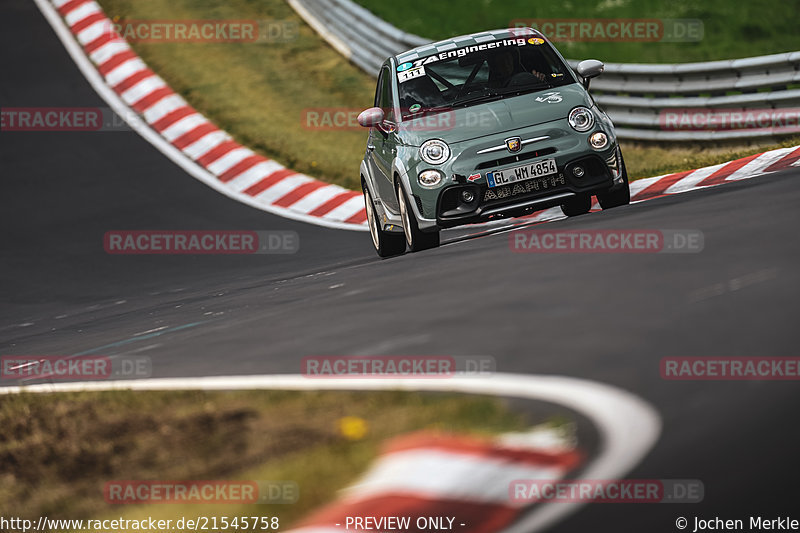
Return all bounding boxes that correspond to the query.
[398,66,426,83]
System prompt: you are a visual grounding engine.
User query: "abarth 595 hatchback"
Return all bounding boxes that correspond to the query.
[357,27,630,257]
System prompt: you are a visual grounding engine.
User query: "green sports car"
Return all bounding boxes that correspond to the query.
[358,27,630,257]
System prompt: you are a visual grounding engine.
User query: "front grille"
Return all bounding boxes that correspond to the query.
[475,147,557,171]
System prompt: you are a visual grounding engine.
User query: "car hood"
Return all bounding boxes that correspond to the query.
[399,83,591,146]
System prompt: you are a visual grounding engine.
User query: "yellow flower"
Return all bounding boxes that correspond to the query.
[338,416,368,440]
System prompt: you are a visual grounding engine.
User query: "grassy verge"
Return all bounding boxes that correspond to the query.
[623,136,800,179]
[354,0,800,63]
[98,0,376,190]
[96,0,799,190]
[1,390,534,528]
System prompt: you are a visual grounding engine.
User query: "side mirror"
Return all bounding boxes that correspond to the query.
[357,107,385,128]
[576,59,604,89]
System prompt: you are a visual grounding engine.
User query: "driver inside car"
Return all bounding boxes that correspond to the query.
[487,49,517,88]
[488,48,548,88]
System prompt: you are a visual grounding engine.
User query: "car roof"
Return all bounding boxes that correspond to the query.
[394,27,545,64]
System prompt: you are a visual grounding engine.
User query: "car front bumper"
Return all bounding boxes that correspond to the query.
[427,149,620,228]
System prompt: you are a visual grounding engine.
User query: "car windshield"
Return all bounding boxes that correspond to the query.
[396,37,574,120]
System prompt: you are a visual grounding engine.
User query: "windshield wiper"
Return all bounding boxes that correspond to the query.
[402,105,453,120]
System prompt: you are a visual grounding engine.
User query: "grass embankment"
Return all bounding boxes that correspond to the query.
[356,0,800,63]
[98,0,374,190]
[97,0,799,188]
[620,137,800,178]
[0,390,532,528]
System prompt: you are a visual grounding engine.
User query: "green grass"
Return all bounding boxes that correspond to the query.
[623,136,800,178]
[0,390,534,528]
[98,0,376,190]
[355,0,800,63]
[95,0,799,190]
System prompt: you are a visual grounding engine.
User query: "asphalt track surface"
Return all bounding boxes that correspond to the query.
[2,1,800,531]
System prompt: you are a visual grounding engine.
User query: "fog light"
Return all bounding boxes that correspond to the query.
[418,169,442,187]
[461,190,475,203]
[572,166,585,178]
[589,131,608,149]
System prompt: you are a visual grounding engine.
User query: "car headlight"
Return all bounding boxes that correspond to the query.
[419,139,450,165]
[418,169,443,187]
[568,107,595,132]
[589,131,608,149]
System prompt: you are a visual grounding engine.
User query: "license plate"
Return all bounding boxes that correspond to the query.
[487,158,557,188]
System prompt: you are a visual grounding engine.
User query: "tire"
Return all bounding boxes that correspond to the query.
[364,185,405,258]
[560,193,591,217]
[397,184,440,252]
[597,153,631,210]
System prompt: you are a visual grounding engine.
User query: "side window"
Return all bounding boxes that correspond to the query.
[374,69,385,108]
[377,66,395,122]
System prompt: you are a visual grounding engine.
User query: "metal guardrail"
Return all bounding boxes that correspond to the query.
[289,0,800,141]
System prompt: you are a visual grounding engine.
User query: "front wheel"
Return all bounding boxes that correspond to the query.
[397,184,440,252]
[364,186,405,258]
